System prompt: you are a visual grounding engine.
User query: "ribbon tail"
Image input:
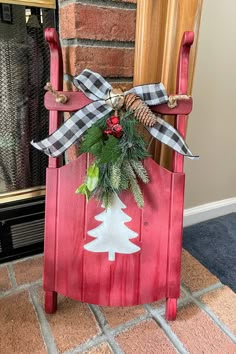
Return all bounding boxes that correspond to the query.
[126,83,169,105]
[146,116,199,159]
[31,101,112,158]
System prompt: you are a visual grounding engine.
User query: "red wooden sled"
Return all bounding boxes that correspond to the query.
[43,28,194,320]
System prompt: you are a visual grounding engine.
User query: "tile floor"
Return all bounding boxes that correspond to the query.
[0,250,236,354]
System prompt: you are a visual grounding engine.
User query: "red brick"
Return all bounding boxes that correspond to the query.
[13,256,43,285]
[45,295,100,352]
[101,305,146,328]
[181,250,219,292]
[171,303,236,353]
[116,320,176,353]
[0,266,11,292]
[84,343,113,353]
[0,291,46,353]
[63,46,134,77]
[60,4,136,42]
[201,286,236,336]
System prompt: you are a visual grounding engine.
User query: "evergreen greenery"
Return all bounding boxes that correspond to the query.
[76,111,150,208]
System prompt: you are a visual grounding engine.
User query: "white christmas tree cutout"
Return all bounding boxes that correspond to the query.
[84,194,141,261]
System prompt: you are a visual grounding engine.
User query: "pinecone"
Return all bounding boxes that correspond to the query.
[124,93,158,127]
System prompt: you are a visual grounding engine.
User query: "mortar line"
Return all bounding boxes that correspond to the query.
[0,279,42,298]
[29,286,59,354]
[89,304,125,354]
[181,284,236,344]
[109,313,152,336]
[63,73,133,83]
[61,38,135,48]
[145,304,189,354]
[191,282,223,298]
[6,263,17,288]
[63,333,108,354]
[59,0,136,10]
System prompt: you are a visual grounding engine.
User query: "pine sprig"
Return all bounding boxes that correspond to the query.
[110,162,122,189]
[129,178,144,208]
[130,160,149,184]
[123,160,144,207]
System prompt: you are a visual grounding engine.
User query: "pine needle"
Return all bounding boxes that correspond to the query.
[129,178,144,208]
[123,161,144,207]
[110,163,122,189]
[130,160,149,184]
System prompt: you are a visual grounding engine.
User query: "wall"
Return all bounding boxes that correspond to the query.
[184,0,236,208]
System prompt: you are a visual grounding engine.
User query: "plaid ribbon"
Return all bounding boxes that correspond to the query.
[31,69,198,159]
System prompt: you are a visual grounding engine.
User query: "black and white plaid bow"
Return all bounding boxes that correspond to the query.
[31,69,197,159]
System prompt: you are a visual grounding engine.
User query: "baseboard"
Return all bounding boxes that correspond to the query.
[184,197,236,227]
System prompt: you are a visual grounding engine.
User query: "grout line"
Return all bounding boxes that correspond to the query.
[61,38,135,48]
[181,285,236,344]
[0,279,42,298]
[89,305,125,354]
[29,286,59,354]
[63,334,109,354]
[110,313,152,336]
[59,0,136,10]
[191,282,224,298]
[145,304,189,354]
[6,263,17,288]
[194,298,236,344]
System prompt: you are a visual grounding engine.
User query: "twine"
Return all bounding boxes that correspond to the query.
[44,82,68,104]
[168,94,190,108]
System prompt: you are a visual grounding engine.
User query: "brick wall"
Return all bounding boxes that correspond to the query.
[59,0,137,90]
[59,0,137,159]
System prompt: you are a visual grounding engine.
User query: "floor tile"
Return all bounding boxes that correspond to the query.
[116,319,177,353]
[170,303,236,353]
[181,250,219,292]
[13,256,43,285]
[83,342,113,353]
[0,291,46,354]
[46,295,100,353]
[201,286,236,335]
[101,305,146,328]
[0,266,11,292]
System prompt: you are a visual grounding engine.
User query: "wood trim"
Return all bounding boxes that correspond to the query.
[0,187,45,204]
[134,0,203,167]
[0,0,56,9]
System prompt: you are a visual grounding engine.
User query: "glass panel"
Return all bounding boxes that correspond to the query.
[0,4,55,194]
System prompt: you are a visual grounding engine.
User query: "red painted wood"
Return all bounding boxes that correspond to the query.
[172,31,194,173]
[44,91,193,116]
[166,298,177,321]
[45,28,63,168]
[45,291,58,314]
[45,157,184,306]
[43,30,194,319]
[43,168,58,291]
[166,172,185,299]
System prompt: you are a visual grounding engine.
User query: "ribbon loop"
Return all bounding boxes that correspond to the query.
[126,83,169,106]
[73,69,112,101]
